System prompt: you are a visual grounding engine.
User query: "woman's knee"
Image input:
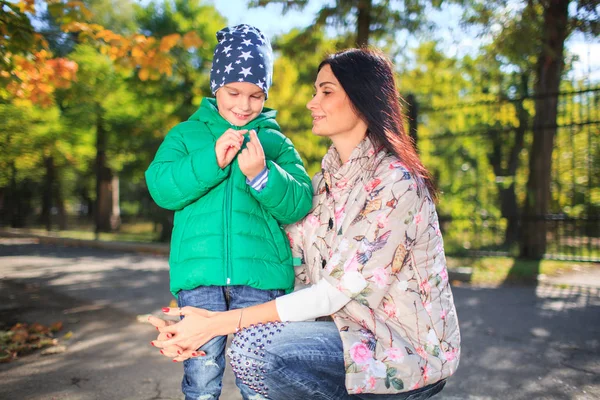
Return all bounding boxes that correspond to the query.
[227,321,289,397]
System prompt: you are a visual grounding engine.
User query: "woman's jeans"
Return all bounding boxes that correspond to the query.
[227,321,447,400]
[177,285,284,400]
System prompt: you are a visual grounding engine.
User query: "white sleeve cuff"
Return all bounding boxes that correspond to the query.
[276,279,351,322]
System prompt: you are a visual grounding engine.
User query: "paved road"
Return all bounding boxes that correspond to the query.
[1,239,599,400]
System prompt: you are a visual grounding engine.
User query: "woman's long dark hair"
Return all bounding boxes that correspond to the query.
[318,48,438,201]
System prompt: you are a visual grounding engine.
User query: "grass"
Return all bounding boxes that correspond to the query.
[8,221,159,243]
[446,256,598,286]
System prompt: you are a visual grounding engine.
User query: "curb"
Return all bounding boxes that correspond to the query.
[0,229,169,255]
[448,267,473,283]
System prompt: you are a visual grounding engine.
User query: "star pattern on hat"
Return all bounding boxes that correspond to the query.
[239,67,252,77]
[211,24,273,97]
[239,51,253,61]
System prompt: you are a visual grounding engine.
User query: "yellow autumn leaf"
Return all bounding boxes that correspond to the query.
[95,29,115,41]
[132,34,146,44]
[159,33,180,53]
[158,59,173,75]
[182,31,202,49]
[138,68,150,81]
[18,0,35,13]
[131,46,145,60]
[66,1,93,19]
[89,23,104,32]
[145,36,156,47]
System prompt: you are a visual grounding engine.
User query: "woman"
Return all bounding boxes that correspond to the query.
[150,48,460,400]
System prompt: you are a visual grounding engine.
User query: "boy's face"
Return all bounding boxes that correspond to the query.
[215,82,265,126]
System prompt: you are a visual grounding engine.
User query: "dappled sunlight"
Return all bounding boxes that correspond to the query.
[0,277,183,399]
[444,283,600,399]
[1,240,598,399]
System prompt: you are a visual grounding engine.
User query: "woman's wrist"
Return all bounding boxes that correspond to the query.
[209,309,241,336]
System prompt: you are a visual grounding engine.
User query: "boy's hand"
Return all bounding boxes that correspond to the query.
[238,130,266,181]
[215,129,246,169]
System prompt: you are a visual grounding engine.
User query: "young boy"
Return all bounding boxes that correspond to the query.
[145,24,313,399]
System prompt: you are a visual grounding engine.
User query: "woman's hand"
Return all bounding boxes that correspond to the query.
[148,315,205,361]
[150,307,227,361]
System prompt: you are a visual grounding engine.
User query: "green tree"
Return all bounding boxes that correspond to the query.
[454,0,599,258]
[250,0,442,46]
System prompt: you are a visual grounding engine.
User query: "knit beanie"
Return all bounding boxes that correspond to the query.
[210,24,273,99]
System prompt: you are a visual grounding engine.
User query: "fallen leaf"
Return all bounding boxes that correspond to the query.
[50,322,63,332]
[41,345,67,355]
[136,314,151,324]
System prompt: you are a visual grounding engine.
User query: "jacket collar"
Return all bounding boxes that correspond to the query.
[187,97,279,132]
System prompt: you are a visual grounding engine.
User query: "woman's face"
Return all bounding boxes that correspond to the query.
[306,65,367,140]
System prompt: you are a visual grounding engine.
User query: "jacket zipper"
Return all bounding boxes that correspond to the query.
[225,124,243,286]
[225,176,232,285]
[224,123,257,285]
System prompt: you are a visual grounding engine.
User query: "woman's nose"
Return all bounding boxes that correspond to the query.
[306,96,317,110]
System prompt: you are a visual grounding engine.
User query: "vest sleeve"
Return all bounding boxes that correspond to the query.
[145,126,230,211]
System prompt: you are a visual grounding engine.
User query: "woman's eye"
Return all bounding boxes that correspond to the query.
[323,91,331,95]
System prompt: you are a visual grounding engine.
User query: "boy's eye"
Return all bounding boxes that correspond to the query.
[228,91,239,96]
[251,95,263,99]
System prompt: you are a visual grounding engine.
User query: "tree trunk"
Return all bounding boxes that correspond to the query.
[41,156,55,231]
[9,162,20,228]
[95,104,114,233]
[519,0,570,259]
[501,73,529,248]
[110,175,121,231]
[500,184,520,246]
[55,175,67,231]
[356,0,372,46]
[159,210,174,243]
[406,93,419,150]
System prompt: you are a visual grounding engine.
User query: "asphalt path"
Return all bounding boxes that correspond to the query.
[1,239,598,400]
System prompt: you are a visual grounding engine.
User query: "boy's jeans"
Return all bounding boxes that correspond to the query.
[177,285,284,400]
[227,321,447,400]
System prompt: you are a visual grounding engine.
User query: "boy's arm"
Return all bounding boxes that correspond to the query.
[145,126,230,211]
[248,137,313,224]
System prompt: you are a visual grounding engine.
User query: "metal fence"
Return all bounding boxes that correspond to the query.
[414,87,600,261]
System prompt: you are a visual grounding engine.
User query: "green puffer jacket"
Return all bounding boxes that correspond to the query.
[145,98,313,296]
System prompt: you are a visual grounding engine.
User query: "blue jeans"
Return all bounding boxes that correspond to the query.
[227,321,447,400]
[177,286,285,400]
